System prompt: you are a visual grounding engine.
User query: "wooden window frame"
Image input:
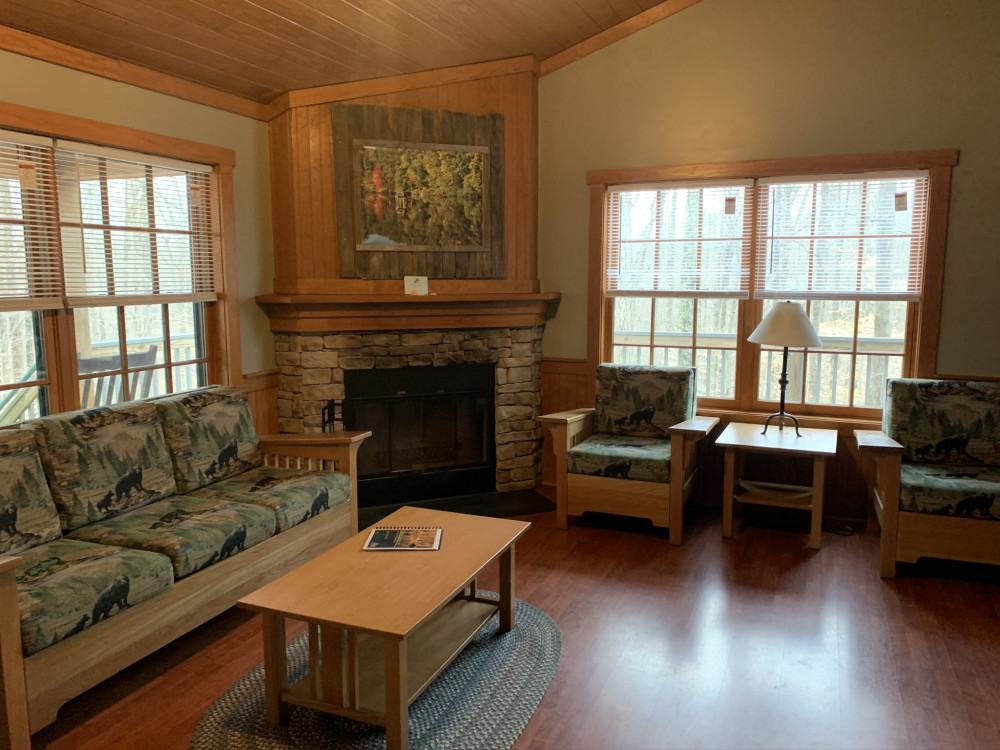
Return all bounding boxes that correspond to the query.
[0,101,241,415]
[587,149,959,423]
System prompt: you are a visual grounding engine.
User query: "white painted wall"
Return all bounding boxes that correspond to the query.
[539,0,1000,376]
[0,50,275,373]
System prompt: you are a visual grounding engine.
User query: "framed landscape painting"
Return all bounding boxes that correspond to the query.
[353,139,491,252]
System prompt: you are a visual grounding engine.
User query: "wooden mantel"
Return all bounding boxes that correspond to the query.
[256,293,561,332]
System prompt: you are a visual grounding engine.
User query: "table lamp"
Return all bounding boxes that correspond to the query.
[748,301,822,437]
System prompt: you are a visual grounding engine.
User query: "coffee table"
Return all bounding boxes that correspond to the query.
[237,506,531,750]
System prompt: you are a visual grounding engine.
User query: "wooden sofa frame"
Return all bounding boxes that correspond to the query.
[0,430,370,750]
[539,408,718,545]
[856,429,1000,577]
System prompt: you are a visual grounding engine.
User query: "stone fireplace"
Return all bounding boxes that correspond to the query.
[272,325,544,501]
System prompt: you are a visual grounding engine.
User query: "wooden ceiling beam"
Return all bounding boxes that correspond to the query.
[0,24,268,120]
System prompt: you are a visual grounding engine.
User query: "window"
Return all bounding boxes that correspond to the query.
[0,120,234,425]
[591,151,957,418]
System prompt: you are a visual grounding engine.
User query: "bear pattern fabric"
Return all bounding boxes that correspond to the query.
[15,537,173,656]
[0,430,62,555]
[66,495,275,579]
[24,402,177,533]
[898,463,1000,521]
[154,386,262,494]
[567,434,672,484]
[593,364,694,439]
[188,465,352,532]
[884,379,1000,466]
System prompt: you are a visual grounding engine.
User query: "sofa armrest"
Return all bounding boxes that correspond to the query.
[855,429,904,454]
[537,409,594,528]
[853,429,903,578]
[257,431,372,534]
[669,416,720,438]
[1,555,31,750]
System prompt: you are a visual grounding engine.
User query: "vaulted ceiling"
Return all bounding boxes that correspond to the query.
[0,0,693,105]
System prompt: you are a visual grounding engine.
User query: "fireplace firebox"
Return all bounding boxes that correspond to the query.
[336,364,496,506]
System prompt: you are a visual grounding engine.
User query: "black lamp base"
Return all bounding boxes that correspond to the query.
[762,345,803,437]
[761,410,803,437]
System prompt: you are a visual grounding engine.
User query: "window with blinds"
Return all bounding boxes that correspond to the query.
[602,169,933,410]
[605,181,752,399]
[0,129,216,423]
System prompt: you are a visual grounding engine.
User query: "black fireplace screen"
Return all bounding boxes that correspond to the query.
[338,363,496,505]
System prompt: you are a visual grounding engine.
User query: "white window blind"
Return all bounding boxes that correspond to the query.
[755,171,929,300]
[606,180,753,298]
[55,142,217,307]
[0,130,63,311]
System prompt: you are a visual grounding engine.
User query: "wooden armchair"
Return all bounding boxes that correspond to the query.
[539,364,718,545]
[856,378,1000,577]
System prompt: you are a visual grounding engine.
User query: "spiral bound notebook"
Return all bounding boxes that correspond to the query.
[363,526,443,551]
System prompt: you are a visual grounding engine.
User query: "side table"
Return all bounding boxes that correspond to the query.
[715,422,838,549]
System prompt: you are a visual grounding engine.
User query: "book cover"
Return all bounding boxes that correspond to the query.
[363,526,442,550]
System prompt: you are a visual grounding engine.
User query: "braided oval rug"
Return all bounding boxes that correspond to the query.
[191,597,560,750]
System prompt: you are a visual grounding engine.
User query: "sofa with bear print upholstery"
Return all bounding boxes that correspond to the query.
[0,385,369,746]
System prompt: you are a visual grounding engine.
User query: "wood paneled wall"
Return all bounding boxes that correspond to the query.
[244,370,279,436]
[268,67,538,295]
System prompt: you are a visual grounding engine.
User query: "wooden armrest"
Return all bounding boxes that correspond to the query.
[854,429,903,454]
[258,431,372,448]
[670,416,720,438]
[537,408,595,426]
[1,554,31,750]
[0,556,20,575]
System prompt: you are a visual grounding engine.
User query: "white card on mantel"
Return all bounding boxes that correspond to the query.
[404,276,429,295]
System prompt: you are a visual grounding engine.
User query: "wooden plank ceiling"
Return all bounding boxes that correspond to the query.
[0,0,675,104]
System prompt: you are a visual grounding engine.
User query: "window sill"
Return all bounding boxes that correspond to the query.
[697,408,880,437]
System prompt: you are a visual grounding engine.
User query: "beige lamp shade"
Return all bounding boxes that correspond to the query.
[748,301,822,348]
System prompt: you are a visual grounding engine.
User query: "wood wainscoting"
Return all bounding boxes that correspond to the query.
[243,370,279,436]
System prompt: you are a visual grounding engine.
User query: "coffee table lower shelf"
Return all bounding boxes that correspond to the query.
[281,595,500,723]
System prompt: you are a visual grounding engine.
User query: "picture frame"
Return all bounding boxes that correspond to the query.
[352,139,491,253]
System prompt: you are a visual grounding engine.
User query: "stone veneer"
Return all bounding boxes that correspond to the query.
[273,326,544,492]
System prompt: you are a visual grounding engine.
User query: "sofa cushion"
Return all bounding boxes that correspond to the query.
[187,466,351,533]
[899,463,1000,520]
[15,538,173,656]
[593,364,694,438]
[884,378,1000,466]
[567,434,672,483]
[154,386,263,494]
[24,402,177,532]
[66,496,276,579]
[0,430,62,555]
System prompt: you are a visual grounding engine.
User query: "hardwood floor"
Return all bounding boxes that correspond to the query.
[32,508,1000,750]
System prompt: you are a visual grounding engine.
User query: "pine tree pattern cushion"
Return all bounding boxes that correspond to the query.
[66,496,275,579]
[15,538,173,656]
[883,379,1000,466]
[899,463,1000,520]
[24,402,177,533]
[187,466,352,533]
[567,434,672,483]
[0,430,62,556]
[154,386,263,494]
[593,365,694,439]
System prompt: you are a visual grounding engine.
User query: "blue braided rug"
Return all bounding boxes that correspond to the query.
[191,596,560,750]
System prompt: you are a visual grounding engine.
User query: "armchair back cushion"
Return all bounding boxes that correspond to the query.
[0,430,62,555]
[24,402,177,532]
[884,378,1000,465]
[154,386,263,494]
[593,364,695,438]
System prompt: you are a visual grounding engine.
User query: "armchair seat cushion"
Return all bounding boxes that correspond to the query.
[15,538,173,656]
[900,463,1000,520]
[186,466,352,532]
[567,434,672,483]
[66,496,276,579]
